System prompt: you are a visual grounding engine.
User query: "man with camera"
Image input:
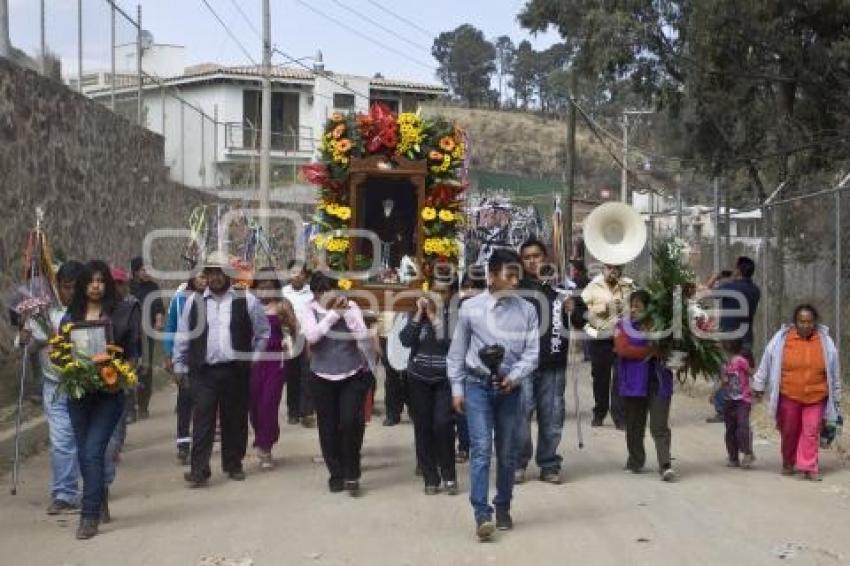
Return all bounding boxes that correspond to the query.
[447,249,539,542]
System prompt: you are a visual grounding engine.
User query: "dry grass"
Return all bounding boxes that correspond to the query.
[421,105,616,179]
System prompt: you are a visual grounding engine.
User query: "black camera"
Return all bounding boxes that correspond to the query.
[478,344,505,388]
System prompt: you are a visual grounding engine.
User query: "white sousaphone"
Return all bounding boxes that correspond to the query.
[582,202,647,265]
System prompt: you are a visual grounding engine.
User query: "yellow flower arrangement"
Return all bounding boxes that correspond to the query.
[329,138,353,165]
[335,206,352,221]
[452,141,465,160]
[313,234,328,250]
[326,238,350,253]
[337,278,353,291]
[430,154,453,174]
[397,112,424,156]
[438,209,455,222]
[438,136,456,152]
[423,237,459,257]
[49,330,138,400]
[421,207,437,221]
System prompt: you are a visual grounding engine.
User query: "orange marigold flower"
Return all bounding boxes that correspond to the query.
[337,138,353,153]
[92,353,111,364]
[100,366,118,386]
[439,137,456,152]
[429,150,444,161]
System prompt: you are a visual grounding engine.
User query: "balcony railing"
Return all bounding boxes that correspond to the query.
[224,122,315,154]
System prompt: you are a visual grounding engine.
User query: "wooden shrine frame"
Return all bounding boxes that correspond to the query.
[346,154,427,311]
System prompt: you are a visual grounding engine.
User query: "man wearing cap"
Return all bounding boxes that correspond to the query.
[173,251,271,485]
[581,264,634,429]
[129,257,165,420]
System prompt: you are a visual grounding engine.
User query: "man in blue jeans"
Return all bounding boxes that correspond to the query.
[513,238,583,485]
[448,249,539,542]
[17,261,84,515]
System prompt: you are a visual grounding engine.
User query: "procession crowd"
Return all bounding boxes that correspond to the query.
[15,241,842,542]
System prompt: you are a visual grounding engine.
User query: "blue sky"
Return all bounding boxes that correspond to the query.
[9,0,560,83]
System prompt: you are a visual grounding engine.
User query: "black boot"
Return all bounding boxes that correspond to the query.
[100,487,111,524]
[76,518,99,540]
[177,445,190,466]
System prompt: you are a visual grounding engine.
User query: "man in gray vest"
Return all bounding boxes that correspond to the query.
[173,251,270,486]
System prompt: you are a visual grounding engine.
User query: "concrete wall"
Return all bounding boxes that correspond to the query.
[0,56,316,419]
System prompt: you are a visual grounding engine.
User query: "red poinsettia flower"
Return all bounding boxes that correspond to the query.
[358,103,398,155]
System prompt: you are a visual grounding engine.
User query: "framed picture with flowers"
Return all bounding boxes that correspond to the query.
[304,103,468,310]
[68,321,113,359]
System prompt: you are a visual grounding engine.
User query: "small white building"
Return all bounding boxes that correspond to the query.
[641,203,763,246]
[82,46,447,189]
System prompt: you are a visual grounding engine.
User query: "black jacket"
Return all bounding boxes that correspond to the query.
[519,278,584,369]
[399,307,451,383]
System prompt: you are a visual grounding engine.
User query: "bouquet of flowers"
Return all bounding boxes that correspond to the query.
[644,237,725,380]
[49,329,137,400]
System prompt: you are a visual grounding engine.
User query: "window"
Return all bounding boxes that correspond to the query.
[242,90,301,150]
[370,98,399,113]
[333,93,355,109]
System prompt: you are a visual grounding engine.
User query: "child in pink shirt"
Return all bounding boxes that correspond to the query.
[721,340,755,468]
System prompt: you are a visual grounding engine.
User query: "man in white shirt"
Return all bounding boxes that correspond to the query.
[581,263,634,428]
[173,251,270,486]
[282,260,315,426]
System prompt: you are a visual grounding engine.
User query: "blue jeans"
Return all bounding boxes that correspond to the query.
[42,380,79,504]
[465,380,521,522]
[513,366,566,473]
[104,398,130,486]
[713,388,727,416]
[67,391,125,519]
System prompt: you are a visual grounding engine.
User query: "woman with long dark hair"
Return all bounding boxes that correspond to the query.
[249,267,297,470]
[64,260,139,539]
[300,272,371,495]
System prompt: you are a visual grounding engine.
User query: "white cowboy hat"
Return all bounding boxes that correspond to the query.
[202,250,232,270]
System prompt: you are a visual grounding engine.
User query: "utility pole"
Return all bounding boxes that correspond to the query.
[676,176,683,238]
[713,177,721,274]
[564,71,577,261]
[621,109,653,203]
[0,0,11,59]
[136,5,143,126]
[259,0,272,245]
[40,0,45,74]
[77,0,82,92]
[621,113,628,203]
[110,2,115,110]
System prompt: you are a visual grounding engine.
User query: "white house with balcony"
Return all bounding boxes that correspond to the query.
[82,45,447,190]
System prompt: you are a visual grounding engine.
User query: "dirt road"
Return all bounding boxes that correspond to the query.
[2,362,848,566]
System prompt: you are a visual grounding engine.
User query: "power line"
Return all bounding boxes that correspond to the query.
[294,0,435,71]
[228,0,260,38]
[364,0,436,39]
[198,0,258,66]
[327,0,431,53]
[272,47,372,102]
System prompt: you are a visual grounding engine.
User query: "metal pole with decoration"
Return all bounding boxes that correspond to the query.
[10,208,56,494]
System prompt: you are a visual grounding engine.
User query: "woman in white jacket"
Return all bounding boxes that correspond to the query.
[753,304,841,481]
